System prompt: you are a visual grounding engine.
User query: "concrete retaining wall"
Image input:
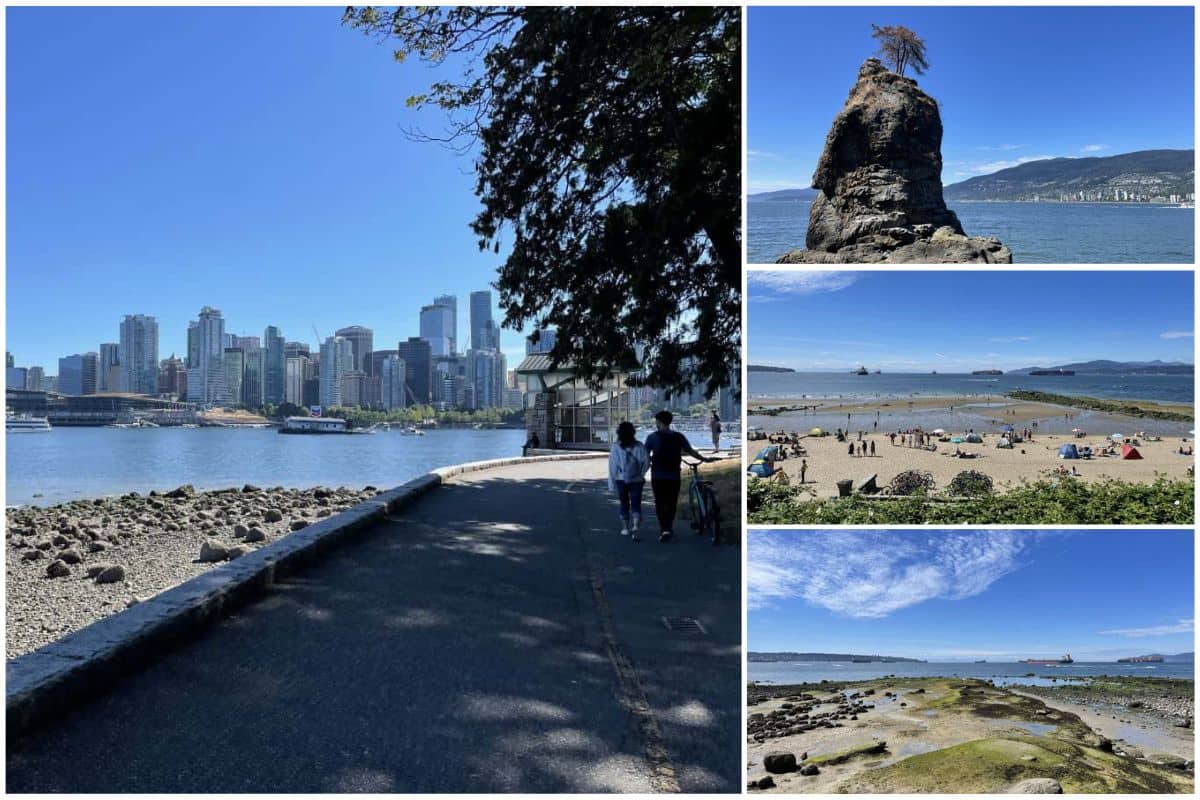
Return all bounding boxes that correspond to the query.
[6,452,605,740]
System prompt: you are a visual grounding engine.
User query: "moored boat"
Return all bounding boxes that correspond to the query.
[6,413,51,432]
[278,416,349,434]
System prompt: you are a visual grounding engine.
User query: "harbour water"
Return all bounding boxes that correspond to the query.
[747,200,1195,264]
[750,660,1195,687]
[5,424,741,507]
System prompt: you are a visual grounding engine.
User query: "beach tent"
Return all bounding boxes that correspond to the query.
[1121,444,1143,460]
[951,436,964,444]
[809,427,823,436]
[1057,443,1079,459]
[748,445,782,477]
[1110,433,1125,440]
[965,433,983,443]
[932,428,947,435]
[1000,424,1015,433]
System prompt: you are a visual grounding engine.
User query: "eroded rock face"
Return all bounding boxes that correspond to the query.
[779,59,1012,264]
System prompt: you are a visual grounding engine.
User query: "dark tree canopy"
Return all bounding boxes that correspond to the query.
[870,24,929,77]
[343,6,741,398]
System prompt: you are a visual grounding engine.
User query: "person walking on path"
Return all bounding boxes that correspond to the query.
[709,411,722,452]
[607,421,649,541]
[800,458,808,484]
[645,410,712,542]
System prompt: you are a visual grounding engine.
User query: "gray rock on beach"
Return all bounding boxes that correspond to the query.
[243,527,266,543]
[198,539,229,563]
[45,559,71,578]
[95,565,126,584]
[1008,778,1063,793]
[763,752,797,774]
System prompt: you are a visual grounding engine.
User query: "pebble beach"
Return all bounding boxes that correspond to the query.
[5,484,379,658]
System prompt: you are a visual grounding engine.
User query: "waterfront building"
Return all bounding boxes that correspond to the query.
[284,357,305,405]
[334,325,373,374]
[185,306,229,407]
[6,352,13,368]
[420,302,456,357]
[223,348,245,406]
[243,347,265,409]
[302,378,320,408]
[396,337,432,406]
[42,375,57,393]
[366,349,399,379]
[7,367,28,390]
[526,328,557,356]
[431,354,461,405]
[319,335,354,407]
[381,354,407,410]
[98,343,121,392]
[263,326,286,405]
[158,354,186,398]
[433,293,458,354]
[25,366,45,392]
[465,348,505,410]
[118,313,159,394]
[57,352,99,396]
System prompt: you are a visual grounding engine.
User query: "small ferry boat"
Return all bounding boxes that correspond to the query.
[7,413,51,432]
[854,366,869,375]
[398,426,425,436]
[279,416,349,434]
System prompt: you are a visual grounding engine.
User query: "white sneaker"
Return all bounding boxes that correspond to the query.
[632,514,642,532]
[620,526,630,536]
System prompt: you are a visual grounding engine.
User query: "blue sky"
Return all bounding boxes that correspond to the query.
[6,6,532,371]
[749,271,1195,372]
[748,6,1195,194]
[749,530,1194,661]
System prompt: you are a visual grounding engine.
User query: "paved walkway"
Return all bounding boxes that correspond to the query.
[6,459,741,793]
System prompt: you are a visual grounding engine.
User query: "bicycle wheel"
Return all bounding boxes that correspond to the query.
[688,482,704,533]
[703,486,722,544]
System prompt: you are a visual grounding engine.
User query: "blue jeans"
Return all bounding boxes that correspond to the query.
[614,480,644,521]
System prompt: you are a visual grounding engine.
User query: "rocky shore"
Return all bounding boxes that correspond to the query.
[747,677,1194,793]
[6,484,380,658]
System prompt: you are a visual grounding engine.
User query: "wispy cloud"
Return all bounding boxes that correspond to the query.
[988,335,1033,343]
[1081,144,1110,153]
[976,144,1026,152]
[960,155,1059,177]
[748,271,858,297]
[1099,618,1194,638]
[1161,331,1194,340]
[748,531,1027,617]
[748,150,783,160]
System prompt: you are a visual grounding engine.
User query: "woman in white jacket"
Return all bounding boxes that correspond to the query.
[608,421,649,540]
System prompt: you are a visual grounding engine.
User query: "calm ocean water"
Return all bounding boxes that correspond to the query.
[5,424,740,507]
[750,661,1195,687]
[748,200,1195,264]
[748,372,1195,436]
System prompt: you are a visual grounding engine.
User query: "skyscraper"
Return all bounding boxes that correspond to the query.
[285,357,305,405]
[159,354,186,398]
[57,353,98,396]
[6,367,27,390]
[466,349,505,410]
[334,326,374,374]
[433,293,458,354]
[186,306,229,407]
[419,303,455,357]
[5,352,13,369]
[223,348,245,406]
[381,355,407,410]
[263,326,286,405]
[118,313,159,394]
[470,290,496,351]
[98,343,121,392]
[25,366,45,392]
[319,336,354,407]
[396,337,432,406]
[526,328,558,356]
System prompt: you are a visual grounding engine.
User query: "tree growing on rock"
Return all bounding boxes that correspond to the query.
[342,6,741,398]
[870,24,929,77]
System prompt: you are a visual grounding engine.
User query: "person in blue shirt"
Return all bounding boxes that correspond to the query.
[644,409,714,542]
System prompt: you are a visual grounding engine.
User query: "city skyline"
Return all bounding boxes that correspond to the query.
[749,271,1195,373]
[748,6,1195,193]
[749,530,1194,662]
[6,7,536,371]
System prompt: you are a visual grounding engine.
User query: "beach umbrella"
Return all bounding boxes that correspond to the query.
[1110,433,1124,440]
[1071,428,1081,433]
[932,428,946,435]
[809,427,823,436]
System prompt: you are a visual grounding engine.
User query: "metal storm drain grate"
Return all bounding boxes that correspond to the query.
[662,616,706,634]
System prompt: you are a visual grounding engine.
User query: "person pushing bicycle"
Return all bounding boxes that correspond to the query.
[644,410,715,542]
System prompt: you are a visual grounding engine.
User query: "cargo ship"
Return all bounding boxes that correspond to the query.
[854,366,869,375]
[1030,369,1075,376]
[1020,654,1074,665]
[971,369,1003,376]
[1117,655,1164,663]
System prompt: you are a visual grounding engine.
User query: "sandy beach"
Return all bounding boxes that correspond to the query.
[757,430,1193,498]
[750,394,1195,421]
[746,677,1194,793]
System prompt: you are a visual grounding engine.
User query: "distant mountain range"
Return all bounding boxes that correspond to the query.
[943,149,1194,203]
[1008,360,1194,375]
[749,652,924,663]
[747,187,819,202]
[748,364,797,373]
